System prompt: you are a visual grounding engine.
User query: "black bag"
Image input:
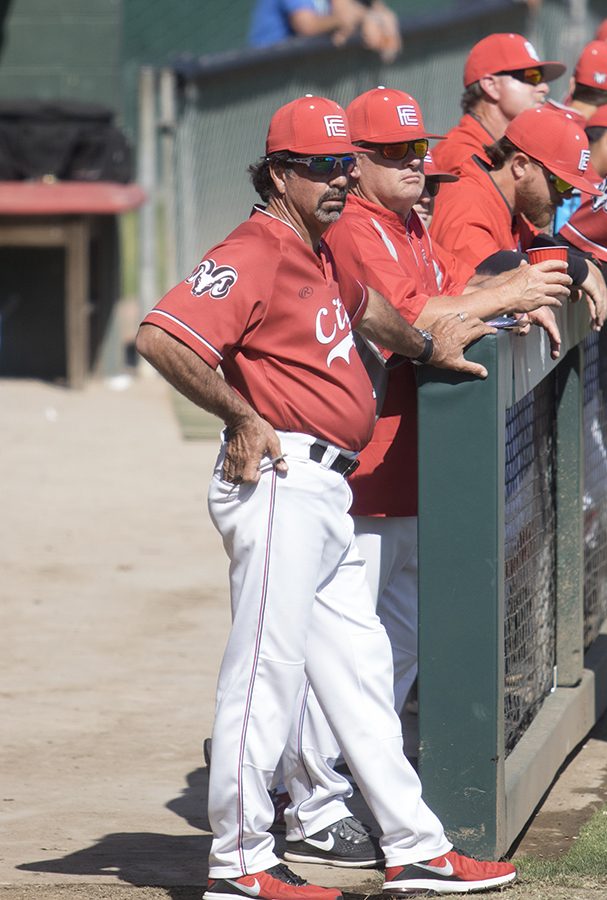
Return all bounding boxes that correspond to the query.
[0,99,133,182]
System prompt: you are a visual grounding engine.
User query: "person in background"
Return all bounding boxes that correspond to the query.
[248,0,401,62]
[595,19,607,42]
[412,149,458,227]
[432,32,565,176]
[559,106,607,272]
[430,105,607,331]
[550,39,607,232]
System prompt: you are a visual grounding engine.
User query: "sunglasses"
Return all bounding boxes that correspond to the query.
[425,179,441,198]
[285,155,357,176]
[498,67,545,86]
[547,171,574,194]
[360,139,429,161]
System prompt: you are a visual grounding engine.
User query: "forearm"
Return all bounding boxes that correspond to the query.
[136,324,255,429]
[356,288,425,358]
[290,8,345,36]
[413,282,514,329]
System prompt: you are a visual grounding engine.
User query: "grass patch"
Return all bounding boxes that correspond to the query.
[516,804,607,882]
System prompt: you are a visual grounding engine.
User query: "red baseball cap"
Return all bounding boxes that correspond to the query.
[574,41,607,90]
[464,33,565,87]
[423,150,458,182]
[596,20,607,42]
[346,87,443,144]
[586,105,607,129]
[505,106,601,195]
[266,95,362,155]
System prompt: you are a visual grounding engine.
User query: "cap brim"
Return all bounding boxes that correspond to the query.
[353,130,445,144]
[541,61,567,82]
[426,172,459,183]
[550,165,602,196]
[284,140,368,155]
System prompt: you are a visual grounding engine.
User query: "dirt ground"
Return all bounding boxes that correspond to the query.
[1,373,606,900]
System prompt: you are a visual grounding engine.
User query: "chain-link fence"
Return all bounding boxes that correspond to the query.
[504,376,557,755]
[583,331,607,649]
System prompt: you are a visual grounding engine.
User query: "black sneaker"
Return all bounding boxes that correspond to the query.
[283,816,382,868]
[203,863,342,900]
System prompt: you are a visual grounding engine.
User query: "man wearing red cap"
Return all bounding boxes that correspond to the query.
[276,87,569,874]
[559,106,607,266]
[136,95,519,899]
[549,40,607,232]
[432,32,565,176]
[412,149,458,227]
[431,105,607,329]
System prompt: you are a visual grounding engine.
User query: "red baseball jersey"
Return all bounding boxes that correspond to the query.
[559,175,607,263]
[431,114,495,176]
[430,155,538,268]
[326,193,470,517]
[143,207,376,452]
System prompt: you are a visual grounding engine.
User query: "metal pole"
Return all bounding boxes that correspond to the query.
[137,66,157,375]
[159,67,178,292]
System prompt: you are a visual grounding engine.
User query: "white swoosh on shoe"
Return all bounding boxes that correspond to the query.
[305,835,335,852]
[415,860,454,877]
[225,878,261,896]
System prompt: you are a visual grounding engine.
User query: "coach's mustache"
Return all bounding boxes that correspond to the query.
[318,188,347,205]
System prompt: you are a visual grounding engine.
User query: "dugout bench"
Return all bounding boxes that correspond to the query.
[0,181,145,387]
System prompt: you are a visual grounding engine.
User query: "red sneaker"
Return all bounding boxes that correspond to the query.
[204,863,343,900]
[383,849,516,894]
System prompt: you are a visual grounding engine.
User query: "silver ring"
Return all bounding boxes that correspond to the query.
[457,311,466,322]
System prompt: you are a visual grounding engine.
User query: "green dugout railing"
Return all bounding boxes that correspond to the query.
[417,301,607,858]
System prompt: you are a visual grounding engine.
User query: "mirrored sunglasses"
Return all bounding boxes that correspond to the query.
[361,139,429,161]
[285,155,357,176]
[547,171,574,194]
[499,67,544,86]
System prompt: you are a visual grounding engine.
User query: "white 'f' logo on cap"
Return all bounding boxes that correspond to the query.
[579,149,590,172]
[324,115,347,138]
[397,104,419,127]
[594,72,607,85]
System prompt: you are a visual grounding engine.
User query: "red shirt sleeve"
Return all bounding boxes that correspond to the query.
[142,235,270,368]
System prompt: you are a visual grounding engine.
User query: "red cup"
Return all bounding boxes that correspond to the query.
[527,245,569,264]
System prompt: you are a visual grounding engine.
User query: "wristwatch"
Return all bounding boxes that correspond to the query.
[412,328,434,365]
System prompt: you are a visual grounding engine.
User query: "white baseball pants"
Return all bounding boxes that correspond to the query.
[281,516,420,840]
[206,432,448,877]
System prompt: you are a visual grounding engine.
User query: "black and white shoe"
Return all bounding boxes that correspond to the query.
[283,816,382,868]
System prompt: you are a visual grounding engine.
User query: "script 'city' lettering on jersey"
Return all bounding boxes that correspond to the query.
[324,115,347,138]
[186,258,238,299]
[315,296,355,367]
[397,104,419,127]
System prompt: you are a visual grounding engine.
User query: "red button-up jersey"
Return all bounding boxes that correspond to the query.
[143,207,376,452]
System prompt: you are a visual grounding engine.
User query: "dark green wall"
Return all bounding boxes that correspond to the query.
[0,0,122,112]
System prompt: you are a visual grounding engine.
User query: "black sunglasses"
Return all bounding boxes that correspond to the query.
[425,179,441,198]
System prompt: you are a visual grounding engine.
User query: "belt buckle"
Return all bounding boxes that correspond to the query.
[342,457,360,478]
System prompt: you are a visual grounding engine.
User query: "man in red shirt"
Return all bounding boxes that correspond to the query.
[277,87,570,870]
[136,95,519,898]
[432,32,565,176]
[559,106,607,265]
[431,105,607,329]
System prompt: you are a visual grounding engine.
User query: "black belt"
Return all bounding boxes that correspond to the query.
[309,441,360,478]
